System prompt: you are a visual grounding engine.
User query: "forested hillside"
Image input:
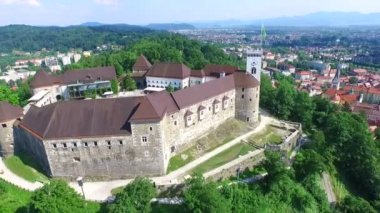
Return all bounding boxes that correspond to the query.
[0,24,153,53]
[66,34,243,73]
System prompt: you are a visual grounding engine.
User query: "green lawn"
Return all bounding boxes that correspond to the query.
[248,126,284,146]
[4,154,48,183]
[111,186,124,195]
[191,143,255,174]
[167,119,251,173]
[0,179,32,213]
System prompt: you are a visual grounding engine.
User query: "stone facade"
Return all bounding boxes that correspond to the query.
[0,119,17,157]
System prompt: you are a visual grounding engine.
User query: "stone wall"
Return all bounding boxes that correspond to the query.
[235,87,260,125]
[14,125,52,176]
[0,120,16,157]
[162,89,236,157]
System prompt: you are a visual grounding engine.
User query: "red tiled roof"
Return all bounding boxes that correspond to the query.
[30,67,116,89]
[30,71,61,88]
[146,63,191,79]
[133,55,152,71]
[190,69,205,78]
[203,64,239,77]
[0,101,23,123]
[367,87,380,95]
[20,97,141,139]
[341,94,358,104]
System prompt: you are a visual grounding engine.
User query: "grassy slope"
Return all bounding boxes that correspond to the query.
[4,154,48,183]
[167,119,251,173]
[191,143,255,174]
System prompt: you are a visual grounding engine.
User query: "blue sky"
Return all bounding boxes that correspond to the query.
[1,0,380,26]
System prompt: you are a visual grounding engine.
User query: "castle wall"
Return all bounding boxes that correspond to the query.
[14,126,52,176]
[235,86,260,125]
[162,89,236,156]
[0,120,16,157]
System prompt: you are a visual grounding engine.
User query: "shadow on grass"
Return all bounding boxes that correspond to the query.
[12,151,50,181]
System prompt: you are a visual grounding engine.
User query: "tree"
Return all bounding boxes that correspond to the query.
[108,177,156,213]
[166,84,174,92]
[29,180,86,213]
[111,79,119,95]
[337,195,377,213]
[183,174,231,213]
[272,80,295,119]
[349,76,359,85]
[291,91,315,130]
[0,84,19,105]
[114,63,124,77]
[293,150,325,180]
[124,73,137,91]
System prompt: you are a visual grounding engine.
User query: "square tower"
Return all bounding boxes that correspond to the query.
[246,49,263,82]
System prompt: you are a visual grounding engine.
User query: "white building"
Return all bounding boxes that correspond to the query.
[73,54,82,63]
[0,69,36,83]
[146,63,191,89]
[61,56,71,66]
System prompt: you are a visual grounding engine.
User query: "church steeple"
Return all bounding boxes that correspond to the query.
[331,65,341,90]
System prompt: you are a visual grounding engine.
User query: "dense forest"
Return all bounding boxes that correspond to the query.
[66,33,243,73]
[0,24,154,53]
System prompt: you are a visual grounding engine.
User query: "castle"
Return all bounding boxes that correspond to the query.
[11,50,262,180]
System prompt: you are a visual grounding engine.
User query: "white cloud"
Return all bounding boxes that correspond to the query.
[94,0,119,6]
[0,0,40,6]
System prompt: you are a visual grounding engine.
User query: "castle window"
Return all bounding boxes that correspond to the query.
[149,127,153,131]
[198,106,206,121]
[223,96,229,109]
[84,142,88,147]
[141,136,148,143]
[63,143,67,148]
[213,99,221,114]
[107,141,111,146]
[94,141,98,146]
[73,157,80,162]
[174,121,177,126]
[1,123,6,128]
[73,142,77,147]
[119,140,123,145]
[247,117,250,122]
[242,88,245,92]
[250,98,252,102]
[144,151,149,157]
[53,144,57,148]
[242,95,245,99]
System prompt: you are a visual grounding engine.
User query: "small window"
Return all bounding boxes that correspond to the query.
[119,140,123,145]
[187,116,192,121]
[73,157,80,162]
[73,142,77,147]
[209,107,211,111]
[250,99,252,102]
[84,142,88,147]
[53,144,57,148]
[149,127,153,131]
[106,140,111,146]
[242,95,244,99]
[2,123,7,128]
[242,88,245,92]
[144,151,149,157]
[94,141,98,146]
[174,121,177,126]
[63,143,67,148]
[142,136,148,142]
[247,117,250,122]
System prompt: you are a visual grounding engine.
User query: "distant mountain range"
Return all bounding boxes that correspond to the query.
[80,22,195,30]
[190,12,380,28]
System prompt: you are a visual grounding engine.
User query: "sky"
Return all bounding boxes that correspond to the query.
[1,0,380,26]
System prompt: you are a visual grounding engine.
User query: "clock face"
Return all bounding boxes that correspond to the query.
[251,61,256,66]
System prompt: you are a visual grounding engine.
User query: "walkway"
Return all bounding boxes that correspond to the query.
[69,114,273,201]
[322,172,337,205]
[0,157,43,191]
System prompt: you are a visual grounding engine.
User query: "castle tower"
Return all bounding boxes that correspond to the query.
[246,49,263,82]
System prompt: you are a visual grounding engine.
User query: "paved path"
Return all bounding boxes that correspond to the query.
[322,172,337,205]
[0,157,43,191]
[69,114,273,201]
[204,149,264,178]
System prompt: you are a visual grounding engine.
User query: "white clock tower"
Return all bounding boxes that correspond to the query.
[246,49,263,82]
